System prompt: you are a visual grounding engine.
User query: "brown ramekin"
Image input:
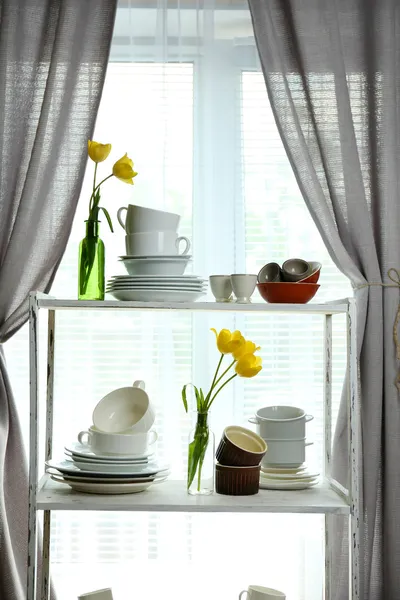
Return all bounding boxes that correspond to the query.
[215,463,260,495]
[216,425,267,467]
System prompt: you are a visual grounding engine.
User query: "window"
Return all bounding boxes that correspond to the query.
[6,4,351,599]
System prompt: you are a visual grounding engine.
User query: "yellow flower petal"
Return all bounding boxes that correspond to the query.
[235,353,262,378]
[88,140,111,163]
[112,153,138,185]
[232,340,261,360]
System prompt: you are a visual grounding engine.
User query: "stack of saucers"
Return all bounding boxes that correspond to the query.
[46,444,169,495]
[259,465,319,490]
[106,274,207,302]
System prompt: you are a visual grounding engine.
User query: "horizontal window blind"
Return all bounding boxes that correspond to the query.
[5,8,352,600]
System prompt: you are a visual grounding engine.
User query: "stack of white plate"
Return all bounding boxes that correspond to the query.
[106,274,207,302]
[259,465,319,490]
[45,443,169,494]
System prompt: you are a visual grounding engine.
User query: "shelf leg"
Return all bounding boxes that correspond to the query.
[324,513,333,600]
[40,310,56,600]
[348,298,360,600]
[27,294,39,600]
[323,314,333,479]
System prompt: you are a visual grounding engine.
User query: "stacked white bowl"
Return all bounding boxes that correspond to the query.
[249,405,319,490]
[107,204,207,301]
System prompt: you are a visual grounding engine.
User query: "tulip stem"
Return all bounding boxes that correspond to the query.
[207,354,224,399]
[207,373,237,410]
[206,359,236,409]
[93,163,98,194]
[88,174,114,218]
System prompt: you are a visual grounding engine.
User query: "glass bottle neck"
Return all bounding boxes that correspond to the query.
[85,220,99,237]
[196,412,209,427]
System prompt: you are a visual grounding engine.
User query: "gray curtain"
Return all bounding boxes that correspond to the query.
[0,1,117,598]
[247,0,400,598]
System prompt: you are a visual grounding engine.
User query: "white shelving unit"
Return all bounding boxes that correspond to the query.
[27,292,360,600]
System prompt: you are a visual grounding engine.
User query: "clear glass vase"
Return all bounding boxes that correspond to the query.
[78,220,105,301]
[187,411,215,496]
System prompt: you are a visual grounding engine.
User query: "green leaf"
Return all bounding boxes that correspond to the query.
[199,388,206,412]
[181,384,189,413]
[99,206,114,233]
[193,386,202,412]
[187,420,210,490]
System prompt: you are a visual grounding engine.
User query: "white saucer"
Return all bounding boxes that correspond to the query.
[261,465,307,474]
[50,474,167,494]
[119,255,192,261]
[109,289,206,302]
[47,459,168,478]
[64,443,154,462]
[259,479,318,490]
[260,471,319,481]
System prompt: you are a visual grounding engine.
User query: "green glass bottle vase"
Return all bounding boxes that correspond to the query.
[78,220,105,300]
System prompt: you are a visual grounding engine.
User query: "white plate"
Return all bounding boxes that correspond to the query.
[259,479,318,490]
[109,289,206,302]
[110,275,203,281]
[50,474,167,495]
[64,443,154,461]
[261,466,307,474]
[66,459,152,473]
[47,459,168,478]
[119,255,192,261]
[107,283,206,289]
[260,471,319,481]
[66,453,149,466]
[47,468,162,484]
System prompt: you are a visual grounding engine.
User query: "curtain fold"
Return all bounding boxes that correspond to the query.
[0,1,117,598]
[247,0,400,598]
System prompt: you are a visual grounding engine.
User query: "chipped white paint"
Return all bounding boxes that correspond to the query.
[348,298,360,600]
[41,310,56,600]
[27,292,360,600]
[27,293,39,600]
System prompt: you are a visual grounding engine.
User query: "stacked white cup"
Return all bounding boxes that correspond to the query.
[117,204,190,258]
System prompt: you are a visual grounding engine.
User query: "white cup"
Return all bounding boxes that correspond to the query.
[117,204,181,233]
[261,438,313,467]
[239,586,286,600]
[125,231,190,256]
[231,274,257,303]
[92,380,155,434]
[209,275,233,302]
[78,427,158,456]
[78,589,113,600]
[249,405,314,440]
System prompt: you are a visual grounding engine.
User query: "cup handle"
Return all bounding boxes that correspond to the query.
[248,417,258,424]
[176,236,191,255]
[148,430,158,445]
[117,206,127,231]
[305,414,314,423]
[305,441,314,447]
[78,431,90,445]
[239,591,249,600]
[133,380,145,390]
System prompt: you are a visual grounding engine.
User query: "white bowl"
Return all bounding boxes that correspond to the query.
[261,438,313,467]
[120,257,191,276]
[93,380,155,433]
[77,427,158,456]
[249,405,313,440]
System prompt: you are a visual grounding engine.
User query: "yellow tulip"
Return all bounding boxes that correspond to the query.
[211,328,245,355]
[112,153,138,185]
[232,340,261,360]
[235,353,262,378]
[88,140,111,163]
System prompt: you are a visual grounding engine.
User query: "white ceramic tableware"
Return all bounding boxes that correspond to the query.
[261,438,313,467]
[230,274,257,303]
[117,204,181,233]
[46,460,168,478]
[64,442,153,461]
[109,289,206,302]
[125,232,191,256]
[259,478,318,490]
[260,470,319,481]
[209,275,233,302]
[93,380,155,434]
[50,474,166,495]
[77,428,158,456]
[120,256,191,276]
[249,405,314,440]
[261,465,307,474]
[239,585,286,600]
[78,588,113,600]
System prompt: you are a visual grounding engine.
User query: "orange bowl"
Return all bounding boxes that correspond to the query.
[297,261,322,284]
[257,282,320,304]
